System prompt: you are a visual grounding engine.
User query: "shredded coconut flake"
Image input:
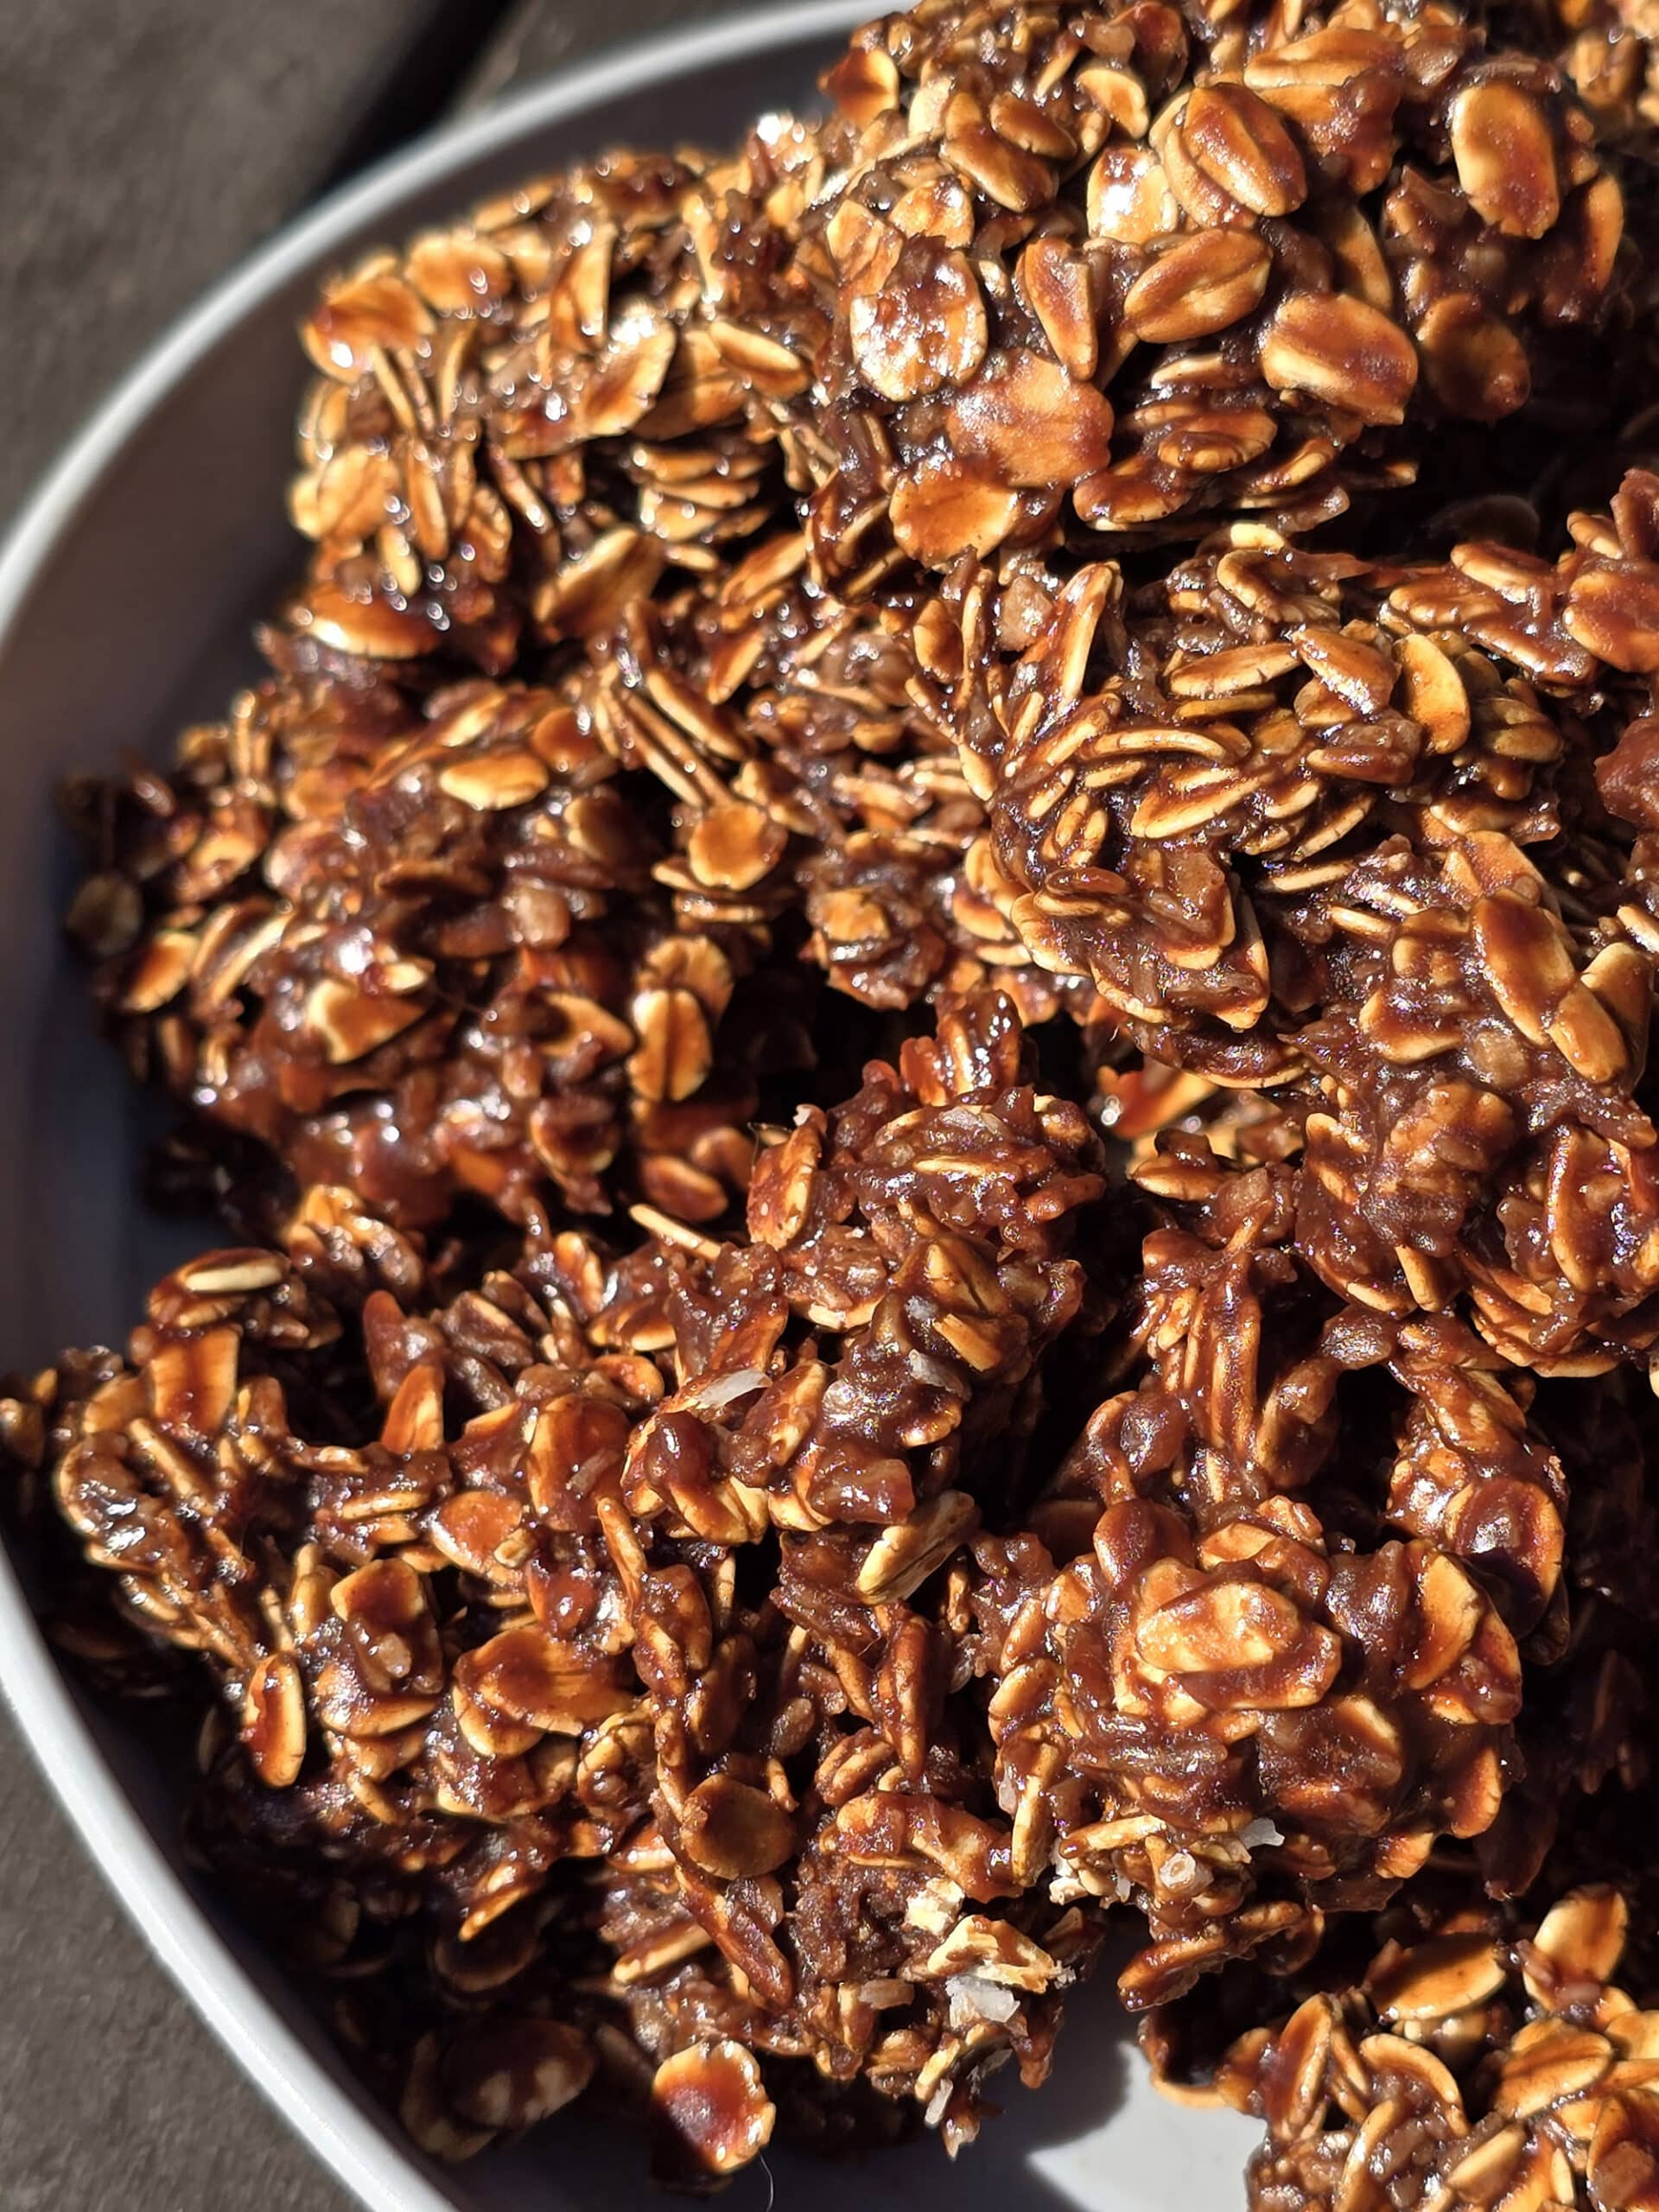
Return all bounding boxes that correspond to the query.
[680,1366,769,1413]
[947,1972,1020,2030]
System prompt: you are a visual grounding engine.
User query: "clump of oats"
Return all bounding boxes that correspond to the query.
[34,0,1659,2200]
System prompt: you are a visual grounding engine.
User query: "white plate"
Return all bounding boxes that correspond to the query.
[0,10,1257,2208]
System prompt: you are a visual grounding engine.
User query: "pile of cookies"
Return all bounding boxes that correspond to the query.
[16,0,1659,2196]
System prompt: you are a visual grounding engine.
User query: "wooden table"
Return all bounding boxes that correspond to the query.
[0,6,753,2202]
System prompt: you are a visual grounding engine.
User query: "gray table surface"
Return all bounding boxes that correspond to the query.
[0,3,746,2203]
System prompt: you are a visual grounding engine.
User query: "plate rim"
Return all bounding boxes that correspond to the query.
[0,10,868,2210]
